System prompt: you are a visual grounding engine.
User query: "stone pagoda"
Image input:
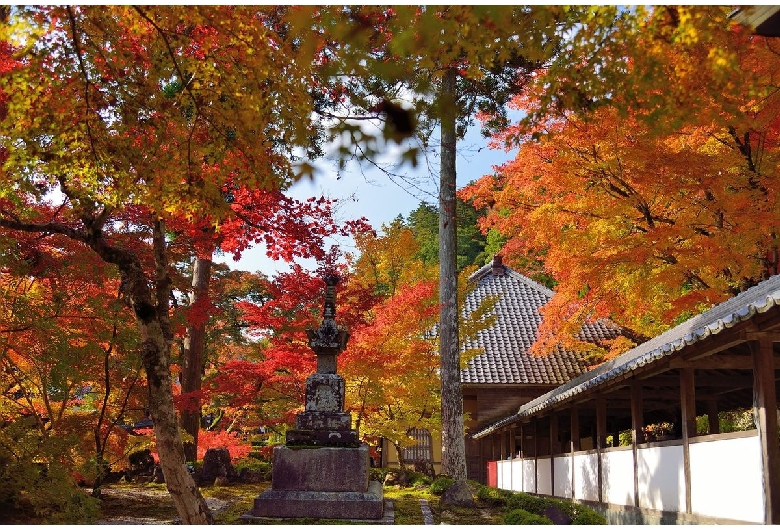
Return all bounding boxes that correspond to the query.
[247,275,384,520]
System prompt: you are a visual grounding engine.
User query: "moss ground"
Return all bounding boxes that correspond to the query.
[93,480,593,525]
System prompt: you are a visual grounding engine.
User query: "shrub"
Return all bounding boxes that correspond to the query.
[0,423,100,523]
[476,485,513,506]
[234,458,272,480]
[197,430,252,460]
[403,470,428,485]
[409,471,433,488]
[504,508,553,525]
[429,475,455,495]
[573,508,607,525]
[506,492,549,514]
[369,467,392,483]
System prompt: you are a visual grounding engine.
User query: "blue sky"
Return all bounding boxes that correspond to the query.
[219,122,517,277]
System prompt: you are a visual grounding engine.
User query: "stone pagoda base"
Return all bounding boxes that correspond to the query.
[248,445,384,520]
[249,481,384,520]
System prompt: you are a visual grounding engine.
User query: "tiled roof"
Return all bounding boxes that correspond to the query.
[460,259,623,386]
[472,273,780,439]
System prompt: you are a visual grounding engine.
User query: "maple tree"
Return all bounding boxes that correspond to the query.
[0,6,362,523]
[173,190,353,462]
[460,6,780,357]
[340,279,441,468]
[0,229,148,518]
[341,221,494,473]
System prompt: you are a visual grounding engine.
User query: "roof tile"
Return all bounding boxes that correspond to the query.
[460,262,622,386]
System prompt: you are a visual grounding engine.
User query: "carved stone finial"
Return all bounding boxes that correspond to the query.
[322,274,339,319]
[306,274,349,374]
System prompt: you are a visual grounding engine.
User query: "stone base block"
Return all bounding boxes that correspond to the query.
[296,410,352,431]
[249,480,384,520]
[286,428,359,447]
[271,445,369,492]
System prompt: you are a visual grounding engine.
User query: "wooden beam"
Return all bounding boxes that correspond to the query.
[570,407,580,452]
[752,338,780,524]
[631,381,643,507]
[596,398,606,503]
[519,424,524,459]
[570,407,579,499]
[670,354,780,370]
[550,413,558,496]
[509,426,516,460]
[533,418,539,494]
[646,374,755,388]
[680,368,695,514]
[745,330,780,341]
[707,398,720,435]
[671,336,749,362]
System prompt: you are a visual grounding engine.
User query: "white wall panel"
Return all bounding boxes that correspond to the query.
[637,444,684,512]
[499,459,512,490]
[510,459,524,492]
[553,456,572,498]
[602,448,635,506]
[690,434,763,523]
[523,460,536,493]
[537,457,552,495]
[574,452,600,501]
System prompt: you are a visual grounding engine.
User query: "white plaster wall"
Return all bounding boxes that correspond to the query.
[523,460,536,493]
[689,434,764,523]
[636,444,684,512]
[602,448,635,506]
[510,459,524,492]
[573,452,600,502]
[537,457,552,495]
[495,460,508,489]
[499,459,513,490]
[553,456,572,498]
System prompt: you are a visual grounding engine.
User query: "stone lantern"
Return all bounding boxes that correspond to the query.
[247,275,384,521]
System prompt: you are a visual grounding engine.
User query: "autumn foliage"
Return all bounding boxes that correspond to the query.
[461,6,780,353]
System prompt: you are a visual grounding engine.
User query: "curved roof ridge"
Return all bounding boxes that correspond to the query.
[469,261,555,298]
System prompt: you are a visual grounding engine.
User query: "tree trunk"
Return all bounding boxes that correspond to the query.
[181,255,212,464]
[90,224,213,524]
[0,215,213,522]
[438,67,472,506]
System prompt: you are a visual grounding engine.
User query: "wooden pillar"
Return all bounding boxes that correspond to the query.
[680,368,696,514]
[499,428,506,460]
[753,337,780,524]
[533,418,539,494]
[570,407,579,499]
[519,425,525,459]
[707,398,720,435]
[570,407,580,452]
[630,381,644,507]
[491,432,497,461]
[550,413,558,497]
[596,398,607,504]
[510,425,517,459]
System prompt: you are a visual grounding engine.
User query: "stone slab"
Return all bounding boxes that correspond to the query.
[248,480,384,520]
[285,428,359,447]
[304,373,345,412]
[295,410,352,431]
[271,444,369,492]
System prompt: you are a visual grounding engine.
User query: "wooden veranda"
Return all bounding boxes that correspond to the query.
[472,275,780,524]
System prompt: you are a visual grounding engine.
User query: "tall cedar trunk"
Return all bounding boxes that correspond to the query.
[89,223,213,524]
[438,67,468,483]
[181,255,212,463]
